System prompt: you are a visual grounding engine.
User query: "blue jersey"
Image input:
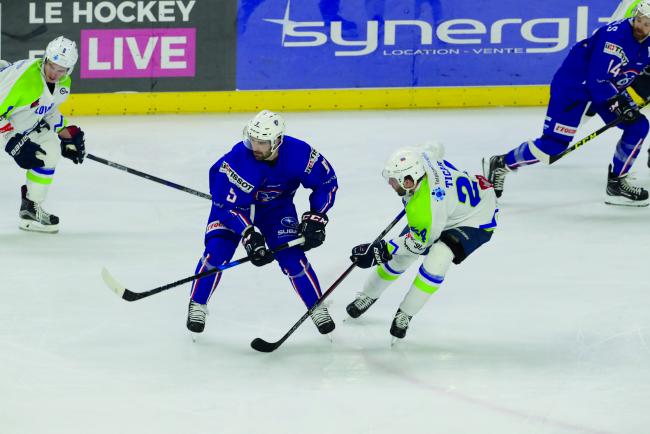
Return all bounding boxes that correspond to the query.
[554,19,650,105]
[205,135,338,238]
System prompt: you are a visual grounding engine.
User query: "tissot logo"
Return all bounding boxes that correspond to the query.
[265,1,611,57]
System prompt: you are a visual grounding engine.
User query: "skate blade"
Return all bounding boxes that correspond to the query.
[19,220,59,233]
[190,332,201,343]
[481,157,489,178]
[604,197,650,207]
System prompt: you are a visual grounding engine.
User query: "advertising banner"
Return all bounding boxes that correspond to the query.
[0,0,237,93]
[236,0,618,90]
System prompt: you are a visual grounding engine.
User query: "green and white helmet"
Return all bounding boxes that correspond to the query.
[382,147,425,190]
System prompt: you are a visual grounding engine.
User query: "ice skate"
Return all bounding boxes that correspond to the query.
[310,304,335,335]
[389,309,412,344]
[482,155,511,198]
[187,300,208,337]
[345,293,377,319]
[19,185,59,233]
[605,165,649,207]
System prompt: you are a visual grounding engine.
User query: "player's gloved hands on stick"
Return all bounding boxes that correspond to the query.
[242,226,274,266]
[5,133,46,169]
[608,91,640,124]
[350,240,392,269]
[59,125,86,164]
[299,211,328,251]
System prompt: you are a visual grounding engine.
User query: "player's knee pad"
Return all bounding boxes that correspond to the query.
[421,242,454,277]
[27,129,61,168]
[205,232,240,264]
[622,114,649,139]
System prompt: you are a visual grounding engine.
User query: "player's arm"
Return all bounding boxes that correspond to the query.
[586,22,633,105]
[298,147,338,250]
[207,157,257,236]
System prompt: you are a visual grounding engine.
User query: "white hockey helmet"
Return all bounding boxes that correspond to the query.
[635,0,650,18]
[382,148,426,191]
[243,110,286,154]
[44,36,78,73]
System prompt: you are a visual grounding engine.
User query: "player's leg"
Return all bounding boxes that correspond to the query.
[187,231,240,333]
[257,204,335,334]
[483,87,586,198]
[346,253,419,318]
[598,109,650,206]
[346,225,419,318]
[20,128,61,233]
[391,227,493,340]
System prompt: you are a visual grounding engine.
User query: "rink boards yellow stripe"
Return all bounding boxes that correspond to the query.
[62,85,550,116]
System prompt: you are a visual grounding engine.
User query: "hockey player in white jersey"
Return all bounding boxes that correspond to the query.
[346,145,498,341]
[1,36,86,233]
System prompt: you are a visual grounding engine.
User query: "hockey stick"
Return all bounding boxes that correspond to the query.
[250,209,407,353]
[87,153,211,200]
[1,24,47,41]
[533,101,649,165]
[103,237,306,301]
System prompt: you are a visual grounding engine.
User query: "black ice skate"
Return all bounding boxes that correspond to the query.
[346,293,377,318]
[605,165,649,207]
[310,304,335,335]
[647,148,650,169]
[482,155,512,198]
[19,185,59,233]
[187,300,208,333]
[390,309,413,341]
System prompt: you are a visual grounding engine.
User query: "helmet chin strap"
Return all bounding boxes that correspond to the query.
[263,137,283,161]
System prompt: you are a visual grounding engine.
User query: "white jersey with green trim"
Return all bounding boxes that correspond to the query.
[388,150,498,257]
[0,58,71,146]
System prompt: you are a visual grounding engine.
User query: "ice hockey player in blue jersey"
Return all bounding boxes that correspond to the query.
[186,110,339,337]
[483,1,650,207]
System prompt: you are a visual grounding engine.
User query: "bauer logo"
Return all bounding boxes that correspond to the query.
[80,28,196,78]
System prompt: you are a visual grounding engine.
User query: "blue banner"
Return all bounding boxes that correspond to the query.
[237,0,616,90]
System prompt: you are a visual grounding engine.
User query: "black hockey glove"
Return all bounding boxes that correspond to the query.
[608,92,640,124]
[59,125,86,164]
[299,211,329,251]
[242,226,274,267]
[4,133,45,169]
[350,240,392,269]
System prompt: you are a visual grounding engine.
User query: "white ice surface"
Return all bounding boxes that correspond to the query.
[1,108,649,434]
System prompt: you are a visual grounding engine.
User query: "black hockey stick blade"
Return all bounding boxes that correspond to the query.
[250,265,356,353]
[250,209,406,353]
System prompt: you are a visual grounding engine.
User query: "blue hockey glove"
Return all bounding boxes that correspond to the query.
[299,211,328,251]
[5,133,45,169]
[350,240,392,269]
[242,226,274,267]
[60,125,86,164]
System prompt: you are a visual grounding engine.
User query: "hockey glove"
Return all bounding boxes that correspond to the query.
[299,211,329,251]
[350,240,392,269]
[242,226,274,267]
[608,92,640,124]
[4,133,46,169]
[59,126,86,164]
